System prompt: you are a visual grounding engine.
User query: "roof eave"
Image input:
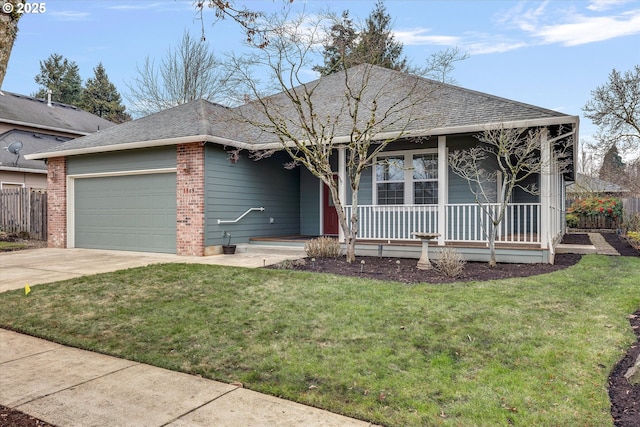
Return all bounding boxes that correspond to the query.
[0,118,92,137]
[24,134,275,160]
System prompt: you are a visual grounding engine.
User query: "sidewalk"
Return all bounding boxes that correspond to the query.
[0,329,375,427]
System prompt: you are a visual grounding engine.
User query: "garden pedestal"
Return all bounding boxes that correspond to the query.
[413,232,440,270]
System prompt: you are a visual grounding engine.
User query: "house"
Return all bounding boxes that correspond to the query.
[566,173,630,203]
[0,91,115,188]
[25,65,579,263]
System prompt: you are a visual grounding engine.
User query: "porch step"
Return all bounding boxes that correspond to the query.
[555,243,597,255]
[237,243,307,257]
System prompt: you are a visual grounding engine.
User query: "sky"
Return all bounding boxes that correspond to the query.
[2,0,639,150]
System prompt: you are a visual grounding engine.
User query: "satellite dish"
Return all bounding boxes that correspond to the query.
[5,141,23,166]
[7,141,23,155]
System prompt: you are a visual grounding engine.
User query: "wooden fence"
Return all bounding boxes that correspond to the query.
[623,198,640,215]
[0,188,47,240]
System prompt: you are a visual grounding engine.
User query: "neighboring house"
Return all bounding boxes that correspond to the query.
[566,173,630,203]
[0,91,115,188]
[26,65,578,263]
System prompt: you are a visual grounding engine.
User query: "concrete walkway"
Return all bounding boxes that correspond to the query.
[1,329,374,427]
[0,247,305,293]
[587,232,620,256]
[555,232,620,256]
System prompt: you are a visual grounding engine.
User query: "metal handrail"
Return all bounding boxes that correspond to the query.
[217,207,265,224]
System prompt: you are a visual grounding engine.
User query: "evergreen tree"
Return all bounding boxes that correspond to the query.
[313,11,358,76]
[80,63,131,123]
[353,0,407,72]
[599,144,625,183]
[316,1,408,75]
[34,53,83,106]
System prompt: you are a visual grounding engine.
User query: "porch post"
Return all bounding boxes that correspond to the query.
[540,129,550,249]
[338,146,346,243]
[437,136,447,246]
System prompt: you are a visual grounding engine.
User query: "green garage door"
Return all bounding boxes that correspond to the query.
[75,173,177,253]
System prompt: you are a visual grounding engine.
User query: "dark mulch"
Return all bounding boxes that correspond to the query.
[1,233,637,426]
[0,405,55,427]
[610,311,640,427]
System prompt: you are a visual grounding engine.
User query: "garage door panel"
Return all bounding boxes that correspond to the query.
[75,173,176,253]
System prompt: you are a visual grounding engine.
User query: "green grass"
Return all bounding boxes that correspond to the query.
[0,241,27,251]
[1,255,638,426]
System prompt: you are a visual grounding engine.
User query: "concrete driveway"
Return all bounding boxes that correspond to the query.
[0,247,304,293]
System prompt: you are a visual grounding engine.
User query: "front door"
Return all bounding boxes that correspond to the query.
[323,178,339,235]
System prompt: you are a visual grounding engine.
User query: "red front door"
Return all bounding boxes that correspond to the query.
[323,179,339,235]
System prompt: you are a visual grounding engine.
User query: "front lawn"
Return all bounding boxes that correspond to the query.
[0,255,638,426]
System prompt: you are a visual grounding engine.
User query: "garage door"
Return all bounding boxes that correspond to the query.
[74,173,176,253]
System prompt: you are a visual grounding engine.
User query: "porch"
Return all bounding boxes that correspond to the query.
[250,201,558,263]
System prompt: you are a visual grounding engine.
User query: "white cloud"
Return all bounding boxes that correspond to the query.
[533,10,640,45]
[49,11,90,21]
[587,0,632,12]
[394,29,460,46]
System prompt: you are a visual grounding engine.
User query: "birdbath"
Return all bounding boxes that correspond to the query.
[413,232,440,270]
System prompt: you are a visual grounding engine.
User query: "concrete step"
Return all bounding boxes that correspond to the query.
[555,243,597,254]
[236,243,307,257]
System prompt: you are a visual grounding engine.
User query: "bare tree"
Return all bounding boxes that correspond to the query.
[194,0,293,47]
[422,47,469,84]
[224,11,441,262]
[126,31,228,117]
[583,65,639,158]
[449,126,572,267]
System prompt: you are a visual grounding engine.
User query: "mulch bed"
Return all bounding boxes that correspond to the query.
[1,233,637,426]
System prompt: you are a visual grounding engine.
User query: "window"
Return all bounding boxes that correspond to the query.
[376,155,404,205]
[375,151,438,205]
[413,153,438,204]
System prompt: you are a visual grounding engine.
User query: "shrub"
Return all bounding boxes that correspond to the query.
[272,258,306,270]
[568,197,623,219]
[433,247,466,278]
[566,213,579,228]
[623,213,640,233]
[305,236,342,258]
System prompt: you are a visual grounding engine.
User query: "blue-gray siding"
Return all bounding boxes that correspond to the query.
[205,146,300,245]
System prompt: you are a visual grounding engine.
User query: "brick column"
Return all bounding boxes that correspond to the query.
[47,157,67,248]
[176,143,205,256]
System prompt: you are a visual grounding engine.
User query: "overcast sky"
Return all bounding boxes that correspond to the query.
[3,0,639,147]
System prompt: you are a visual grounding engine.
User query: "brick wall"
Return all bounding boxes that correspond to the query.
[47,157,67,248]
[176,143,205,256]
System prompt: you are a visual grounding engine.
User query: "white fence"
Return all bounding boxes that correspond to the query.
[344,203,541,244]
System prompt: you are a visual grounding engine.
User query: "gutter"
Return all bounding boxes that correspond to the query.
[25,115,580,160]
[0,118,93,137]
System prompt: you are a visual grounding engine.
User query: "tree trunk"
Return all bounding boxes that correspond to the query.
[0,2,23,88]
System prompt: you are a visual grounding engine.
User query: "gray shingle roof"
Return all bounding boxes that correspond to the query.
[27,64,578,159]
[0,130,71,171]
[0,91,116,134]
[234,64,573,144]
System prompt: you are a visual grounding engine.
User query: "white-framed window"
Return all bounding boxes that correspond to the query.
[375,150,438,205]
[0,182,26,189]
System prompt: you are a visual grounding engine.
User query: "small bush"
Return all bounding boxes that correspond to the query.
[566,213,579,228]
[623,213,640,233]
[305,236,342,258]
[433,247,466,278]
[272,258,306,270]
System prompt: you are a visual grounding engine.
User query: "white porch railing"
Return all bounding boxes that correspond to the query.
[344,203,541,244]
